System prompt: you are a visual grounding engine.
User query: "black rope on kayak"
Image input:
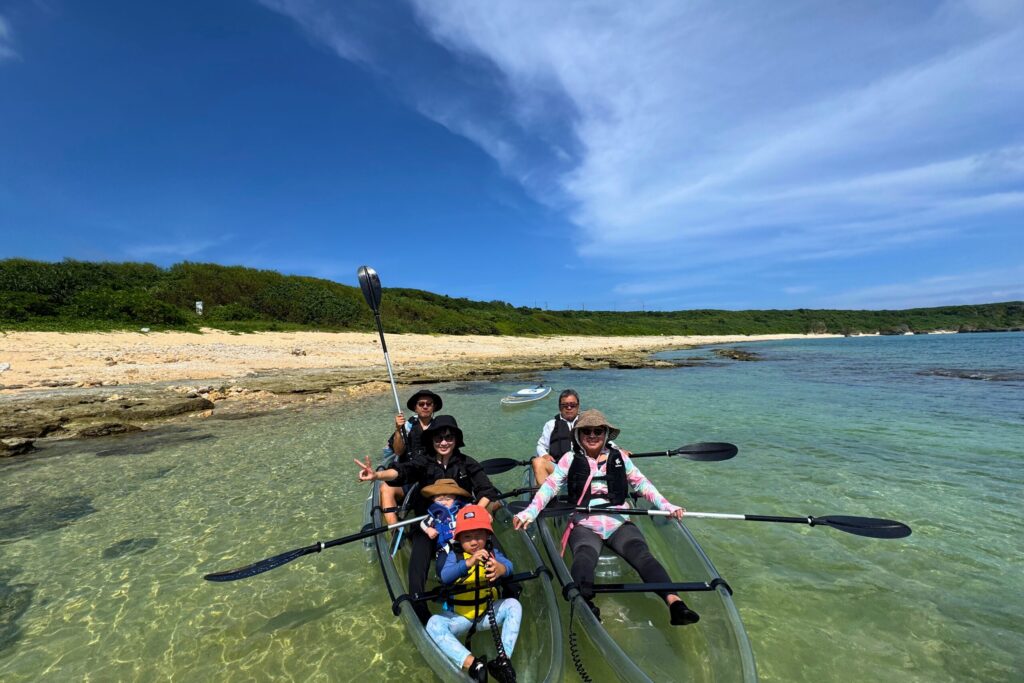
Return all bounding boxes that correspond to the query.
[568,599,593,683]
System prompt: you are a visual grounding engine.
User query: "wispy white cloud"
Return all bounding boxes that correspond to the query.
[261,0,1024,307]
[0,14,19,62]
[410,2,1024,262]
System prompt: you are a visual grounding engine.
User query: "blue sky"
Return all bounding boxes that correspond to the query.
[2,1,1022,311]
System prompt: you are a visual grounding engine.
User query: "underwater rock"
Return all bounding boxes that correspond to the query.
[0,568,36,657]
[95,430,214,457]
[918,368,1024,382]
[101,537,158,559]
[0,496,97,543]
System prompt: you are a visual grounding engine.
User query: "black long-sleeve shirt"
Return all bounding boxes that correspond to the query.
[388,449,499,514]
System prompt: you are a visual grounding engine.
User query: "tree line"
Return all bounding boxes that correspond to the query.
[2,258,1022,335]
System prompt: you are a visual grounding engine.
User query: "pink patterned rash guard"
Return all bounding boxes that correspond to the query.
[516,449,681,539]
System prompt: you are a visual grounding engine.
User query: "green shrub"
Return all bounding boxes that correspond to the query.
[0,291,58,321]
[63,288,190,325]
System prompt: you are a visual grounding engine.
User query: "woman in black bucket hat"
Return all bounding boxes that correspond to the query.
[356,415,499,625]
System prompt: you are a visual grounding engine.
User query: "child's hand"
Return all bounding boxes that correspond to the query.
[424,526,439,540]
[484,556,506,582]
[466,549,490,568]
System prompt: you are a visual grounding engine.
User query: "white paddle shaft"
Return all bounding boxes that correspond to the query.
[634,509,747,521]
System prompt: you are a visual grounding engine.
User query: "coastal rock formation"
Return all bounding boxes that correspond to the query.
[0,393,214,443]
[713,348,763,361]
[918,368,1024,382]
[1,438,35,457]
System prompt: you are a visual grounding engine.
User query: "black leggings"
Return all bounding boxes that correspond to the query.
[406,526,436,625]
[568,522,674,602]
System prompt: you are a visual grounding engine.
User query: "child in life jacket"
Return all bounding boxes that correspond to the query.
[425,505,521,683]
[419,479,470,550]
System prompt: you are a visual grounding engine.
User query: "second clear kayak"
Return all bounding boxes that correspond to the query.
[363,461,564,682]
[520,472,758,682]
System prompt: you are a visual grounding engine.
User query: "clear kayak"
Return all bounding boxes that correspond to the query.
[362,460,564,682]
[520,472,758,682]
[501,385,552,406]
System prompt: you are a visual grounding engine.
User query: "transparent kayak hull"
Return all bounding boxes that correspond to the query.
[362,466,564,682]
[522,472,758,683]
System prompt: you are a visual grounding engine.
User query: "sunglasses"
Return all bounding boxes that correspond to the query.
[559,402,579,409]
[432,431,457,443]
[416,401,434,408]
[579,427,606,437]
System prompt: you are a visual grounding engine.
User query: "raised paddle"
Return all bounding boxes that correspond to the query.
[203,514,430,582]
[357,265,402,415]
[480,441,738,475]
[506,501,911,539]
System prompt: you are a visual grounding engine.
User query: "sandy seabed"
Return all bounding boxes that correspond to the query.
[0,329,832,392]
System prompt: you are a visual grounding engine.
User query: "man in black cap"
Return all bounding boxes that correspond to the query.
[381,389,442,524]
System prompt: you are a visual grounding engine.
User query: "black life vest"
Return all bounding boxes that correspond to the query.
[566,446,628,506]
[390,417,431,462]
[548,415,574,458]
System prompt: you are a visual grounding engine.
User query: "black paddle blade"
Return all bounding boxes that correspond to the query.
[481,457,526,475]
[356,265,382,312]
[203,545,316,582]
[506,500,577,518]
[813,515,912,539]
[674,442,738,461]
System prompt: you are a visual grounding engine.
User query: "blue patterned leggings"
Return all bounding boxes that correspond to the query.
[426,598,522,666]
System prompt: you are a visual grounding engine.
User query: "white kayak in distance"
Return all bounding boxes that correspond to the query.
[500,385,552,406]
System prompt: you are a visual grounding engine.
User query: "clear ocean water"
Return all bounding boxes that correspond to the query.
[1,332,1021,682]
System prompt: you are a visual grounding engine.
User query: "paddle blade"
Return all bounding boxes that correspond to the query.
[814,515,912,539]
[356,265,382,312]
[481,458,525,475]
[674,442,738,461]
[506,500,577,518]
[203,545,315,582]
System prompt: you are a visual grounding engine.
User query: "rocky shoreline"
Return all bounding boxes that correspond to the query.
[1,347,694,456]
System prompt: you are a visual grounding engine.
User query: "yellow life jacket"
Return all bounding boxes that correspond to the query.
[448,551,498,620]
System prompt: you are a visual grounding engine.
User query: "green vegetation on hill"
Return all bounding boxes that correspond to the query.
[2,258,1023,335]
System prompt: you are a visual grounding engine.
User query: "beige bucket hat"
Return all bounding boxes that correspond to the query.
[573,409,621,441]
[421,478,471,499]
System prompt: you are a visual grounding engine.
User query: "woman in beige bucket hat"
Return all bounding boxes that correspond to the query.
[513,409,700,626]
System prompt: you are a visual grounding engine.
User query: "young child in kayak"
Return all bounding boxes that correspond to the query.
[426,505,521,683]
[419,478,470,550]
[513,409,700,627]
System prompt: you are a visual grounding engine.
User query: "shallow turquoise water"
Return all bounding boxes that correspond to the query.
[1,332,1021,681]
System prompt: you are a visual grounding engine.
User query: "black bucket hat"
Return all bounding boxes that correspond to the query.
[422,415,465,449]
[406,389,443,412]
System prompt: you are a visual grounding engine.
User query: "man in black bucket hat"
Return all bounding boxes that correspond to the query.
[381,389,443,525]
[390,389,443,460]
[356,415,499,625]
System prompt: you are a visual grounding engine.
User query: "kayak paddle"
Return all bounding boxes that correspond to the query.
[203,514,429,582]
[357,265,403,415]
[506,501,911,539]
[480,441,738,475]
